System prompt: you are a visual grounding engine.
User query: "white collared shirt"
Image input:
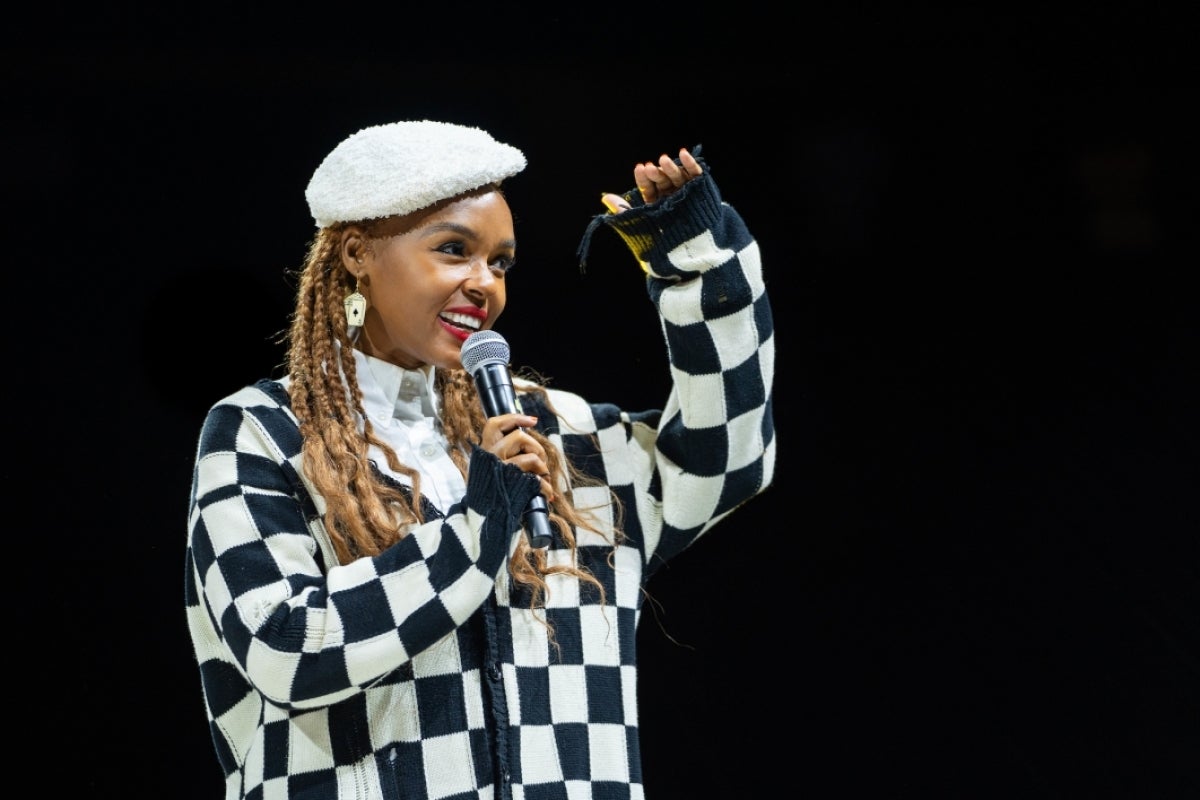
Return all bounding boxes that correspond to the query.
[281,348,468,513]
[352,349,467,512]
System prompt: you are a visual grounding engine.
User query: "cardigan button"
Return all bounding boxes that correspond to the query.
[487,664,501,682]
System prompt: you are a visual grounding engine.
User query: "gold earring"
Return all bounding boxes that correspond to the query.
[344,278,367,329]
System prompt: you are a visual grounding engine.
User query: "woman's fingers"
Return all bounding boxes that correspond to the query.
[480,414,551,496]
[501,442,555,502]
[657,154,686,185]
[634,163,657,202]
[636,148,701,203]
[679,147,702,177]
[480,414,536,448]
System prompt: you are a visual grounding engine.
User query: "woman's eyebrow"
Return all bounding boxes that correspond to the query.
[418,221,515,250]
[418,221,474,238]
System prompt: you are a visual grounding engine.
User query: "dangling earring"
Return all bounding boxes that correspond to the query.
[344,277,366,332]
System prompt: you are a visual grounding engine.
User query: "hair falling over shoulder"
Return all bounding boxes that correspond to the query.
[283,225,622,612]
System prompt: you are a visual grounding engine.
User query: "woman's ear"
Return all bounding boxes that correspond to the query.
[340,227,368,275]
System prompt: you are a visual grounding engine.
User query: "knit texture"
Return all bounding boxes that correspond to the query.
[185,170,776,800]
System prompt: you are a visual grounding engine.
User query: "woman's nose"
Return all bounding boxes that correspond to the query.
[462,259,500,295]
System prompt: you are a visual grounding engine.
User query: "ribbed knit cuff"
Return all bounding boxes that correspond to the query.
[575,148,722,273]
[603,171,724,267]
[464,446,542,558]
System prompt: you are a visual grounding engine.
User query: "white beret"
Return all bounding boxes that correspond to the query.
[305,120,527,228]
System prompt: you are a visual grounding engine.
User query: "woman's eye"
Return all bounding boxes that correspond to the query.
[435,241,512,274]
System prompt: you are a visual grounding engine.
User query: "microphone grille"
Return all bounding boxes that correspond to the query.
[460,330,510,376]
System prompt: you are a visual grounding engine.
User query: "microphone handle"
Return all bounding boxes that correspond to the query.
[473,363,554,548]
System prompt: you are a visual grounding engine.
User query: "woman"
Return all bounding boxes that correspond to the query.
[185,119,775,799]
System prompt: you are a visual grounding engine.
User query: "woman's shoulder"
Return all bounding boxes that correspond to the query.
[199,379,294,436]
[206,378,290,415]
[198,378,301,459]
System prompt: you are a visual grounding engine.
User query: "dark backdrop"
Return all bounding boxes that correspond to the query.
[12,7,1195,798]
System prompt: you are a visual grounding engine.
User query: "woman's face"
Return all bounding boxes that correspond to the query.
[348,189,514,371]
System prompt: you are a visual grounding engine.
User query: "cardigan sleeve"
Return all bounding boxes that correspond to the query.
[567,169,777,569]
[185,382,541,710]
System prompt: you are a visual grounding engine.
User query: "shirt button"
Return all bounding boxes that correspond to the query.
[419,443,439,458]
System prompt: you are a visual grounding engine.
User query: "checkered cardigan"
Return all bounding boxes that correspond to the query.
[185,170,776,800]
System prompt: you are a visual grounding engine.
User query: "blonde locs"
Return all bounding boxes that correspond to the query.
[284,221,620,612]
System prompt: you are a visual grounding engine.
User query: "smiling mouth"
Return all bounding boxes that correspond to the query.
[439,312,482,334]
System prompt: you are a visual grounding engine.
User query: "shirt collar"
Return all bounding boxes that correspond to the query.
[351,348,440,424]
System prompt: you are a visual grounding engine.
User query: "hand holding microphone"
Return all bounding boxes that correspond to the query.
[461,330,554,548]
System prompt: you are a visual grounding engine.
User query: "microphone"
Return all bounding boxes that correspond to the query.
[460,330,553,548]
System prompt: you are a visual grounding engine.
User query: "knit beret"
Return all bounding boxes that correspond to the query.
[305,120,527,228]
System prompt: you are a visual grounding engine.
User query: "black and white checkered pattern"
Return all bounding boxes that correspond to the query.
[185,171,775,799]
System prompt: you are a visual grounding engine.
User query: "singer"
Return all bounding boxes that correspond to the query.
[185,120,775,800]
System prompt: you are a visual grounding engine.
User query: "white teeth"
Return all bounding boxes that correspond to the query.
[441,312,481,331]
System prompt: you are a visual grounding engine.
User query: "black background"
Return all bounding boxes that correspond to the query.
[11,6,1196,798]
